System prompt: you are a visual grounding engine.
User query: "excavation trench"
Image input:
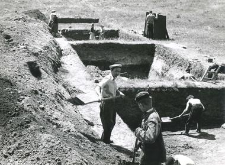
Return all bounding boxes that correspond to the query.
[67,41,225,131]
[71,42,155,79]
[117,87,225,131]
[67,42,225,131]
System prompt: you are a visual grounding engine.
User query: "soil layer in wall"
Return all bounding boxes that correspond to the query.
[72,42,155,78]
[116,87,225,132]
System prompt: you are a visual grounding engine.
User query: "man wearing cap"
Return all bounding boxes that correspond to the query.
[179,95,205,135]
[95,64,125,144]
[134,91,166,165]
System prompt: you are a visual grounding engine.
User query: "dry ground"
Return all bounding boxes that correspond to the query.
[0,0,225,165]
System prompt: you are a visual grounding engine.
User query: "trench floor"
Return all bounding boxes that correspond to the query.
[56,37,136,150]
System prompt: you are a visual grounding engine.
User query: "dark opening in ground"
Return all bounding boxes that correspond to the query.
[71,42,155,79]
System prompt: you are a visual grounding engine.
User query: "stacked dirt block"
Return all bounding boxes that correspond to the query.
[154,14,169,40]
[144,12,169,39]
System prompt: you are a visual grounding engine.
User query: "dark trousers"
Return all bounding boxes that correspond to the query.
[185,106,203,133]
[100,100,116,143]
[147,23,154,39]
[140,155,161,165]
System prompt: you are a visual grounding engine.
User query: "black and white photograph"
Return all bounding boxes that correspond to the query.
[0,0,225,164]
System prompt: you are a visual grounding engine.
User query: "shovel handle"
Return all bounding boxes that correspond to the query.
[170,114,189,120]
[101,96,121,101]
[132,138,139,163]
[85,96,122,105]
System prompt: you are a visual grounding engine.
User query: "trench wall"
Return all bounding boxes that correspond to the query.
[149,45,205,80]
[61,29,119,40]
[116,87,225,131]
[71,42,155,78]
[58,18,99,23]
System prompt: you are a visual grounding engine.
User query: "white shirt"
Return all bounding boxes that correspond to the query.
[184,98,204,111]
[98,73,117,98]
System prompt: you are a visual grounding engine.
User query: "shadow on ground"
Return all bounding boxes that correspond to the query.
[164,131,216,140]
[187,132,216,140]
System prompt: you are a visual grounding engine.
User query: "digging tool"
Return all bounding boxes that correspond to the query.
[161,114,189,123]
[67,95,122,105]
[129,138,140,165]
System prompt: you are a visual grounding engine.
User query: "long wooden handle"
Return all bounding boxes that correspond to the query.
[170,114,189,120]
[132,138,139,163]
[85,96,122,105]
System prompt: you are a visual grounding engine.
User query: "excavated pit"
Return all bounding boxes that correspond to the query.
[117,87,225,131]
[68,41,225,131]
[71,42,155,79]
[60,22,225,132]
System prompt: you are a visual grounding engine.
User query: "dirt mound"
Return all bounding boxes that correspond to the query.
[23,9,48,23]
[0,11,130,164]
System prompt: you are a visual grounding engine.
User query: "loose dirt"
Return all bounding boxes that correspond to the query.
[1,1,225,165]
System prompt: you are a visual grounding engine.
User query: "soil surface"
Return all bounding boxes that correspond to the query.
[0,1,225,165]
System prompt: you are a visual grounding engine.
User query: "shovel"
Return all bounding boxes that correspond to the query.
[67,94,122,105]
[161,114,189,123]
[132,138,139,164]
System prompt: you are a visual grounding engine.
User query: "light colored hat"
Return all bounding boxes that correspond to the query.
[109,64,122,70]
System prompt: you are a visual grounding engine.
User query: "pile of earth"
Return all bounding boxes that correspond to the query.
[0,10,131,164]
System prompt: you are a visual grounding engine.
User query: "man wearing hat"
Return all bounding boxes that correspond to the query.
[134,91,166,165]
[95,64,125,144]
[179,95,205,135]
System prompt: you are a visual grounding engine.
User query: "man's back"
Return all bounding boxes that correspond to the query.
[146,14,155,24]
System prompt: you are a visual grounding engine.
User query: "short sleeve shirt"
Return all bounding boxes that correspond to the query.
[188,98,202,106]
[98,74,117,98]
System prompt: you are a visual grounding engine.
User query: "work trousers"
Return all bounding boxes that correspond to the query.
[100,100,116,143]
[147,23,154,39]
[140,155,161,165]
[185,106,203,133]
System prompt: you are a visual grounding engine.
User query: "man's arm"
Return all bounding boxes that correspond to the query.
[95,86,102,100]
[179,102,190,117]
[201,102,205,111]
[116,90,125,98]
[135,119,159,143]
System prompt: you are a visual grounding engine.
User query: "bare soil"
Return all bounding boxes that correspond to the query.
[0,1,225,165]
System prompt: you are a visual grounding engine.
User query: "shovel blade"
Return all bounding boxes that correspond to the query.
[161,117,172,123]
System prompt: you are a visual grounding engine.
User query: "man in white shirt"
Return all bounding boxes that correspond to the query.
[95,64,125,144]
[179,95,205,135]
